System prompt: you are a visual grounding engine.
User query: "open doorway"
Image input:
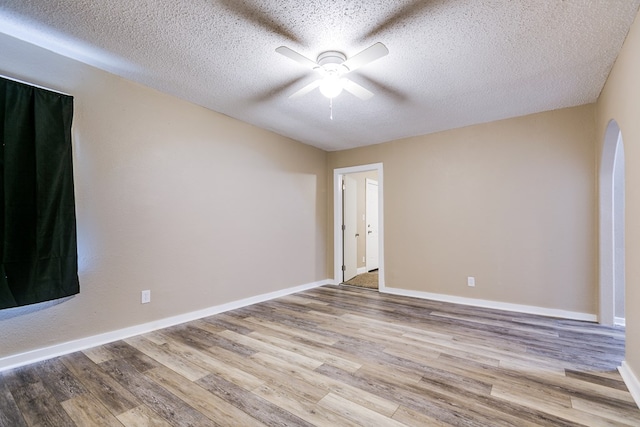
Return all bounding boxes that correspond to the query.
[334,163,384,290]
[600,120,625,326]
[341,171,378,288]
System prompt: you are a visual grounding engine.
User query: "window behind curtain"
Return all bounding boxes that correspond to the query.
[0,77,79,309]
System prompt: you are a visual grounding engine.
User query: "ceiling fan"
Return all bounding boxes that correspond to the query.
[275,42,389,100]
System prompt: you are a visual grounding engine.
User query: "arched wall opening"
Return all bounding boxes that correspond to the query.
[600,119,625,326]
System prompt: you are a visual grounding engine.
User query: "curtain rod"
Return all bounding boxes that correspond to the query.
[0,73,72,97]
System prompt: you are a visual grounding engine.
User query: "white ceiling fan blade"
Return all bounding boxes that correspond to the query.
[342,79,374,100]
[276,46,319,70]
[289,80,321,99]
[342,42,389,72]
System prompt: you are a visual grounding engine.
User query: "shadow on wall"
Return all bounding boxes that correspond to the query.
[0,296,75,321]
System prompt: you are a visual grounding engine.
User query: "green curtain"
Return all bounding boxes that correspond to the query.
[0,77,79,309]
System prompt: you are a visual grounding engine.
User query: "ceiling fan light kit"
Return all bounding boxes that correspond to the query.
[319,76,345,99]
[316,50,348,99]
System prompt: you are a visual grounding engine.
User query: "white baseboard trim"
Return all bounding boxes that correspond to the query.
[615,317,626,327]
[356,267,367,275]
[619,361,640,408]
[380,287,597,322]
[0,279,330,372]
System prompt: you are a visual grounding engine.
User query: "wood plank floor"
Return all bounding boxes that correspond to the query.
[1,285,638,426]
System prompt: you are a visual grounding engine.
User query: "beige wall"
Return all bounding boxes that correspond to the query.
[0,33,327,359]
[329,105,597,314]
[596,11,640,379]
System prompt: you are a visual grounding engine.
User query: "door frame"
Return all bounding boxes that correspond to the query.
[333,163,384,289]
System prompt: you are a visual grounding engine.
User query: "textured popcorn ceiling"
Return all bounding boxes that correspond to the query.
[0,1,638,151]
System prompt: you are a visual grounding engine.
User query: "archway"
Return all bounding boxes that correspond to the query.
[600,120,625,326]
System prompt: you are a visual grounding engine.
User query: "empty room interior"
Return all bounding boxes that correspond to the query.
[2,1,640,425]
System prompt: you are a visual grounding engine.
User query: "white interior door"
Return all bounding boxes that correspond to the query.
[343,175,358,282]
[366,179,379,271]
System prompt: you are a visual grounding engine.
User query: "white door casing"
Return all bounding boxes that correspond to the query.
[366,178,379,272]
[333,163,384,290]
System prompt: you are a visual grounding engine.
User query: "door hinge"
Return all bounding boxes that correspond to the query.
[342,265,346,271]
[342,224,346,231]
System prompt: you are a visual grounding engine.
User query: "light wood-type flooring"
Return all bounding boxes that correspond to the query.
[1,285,638,426]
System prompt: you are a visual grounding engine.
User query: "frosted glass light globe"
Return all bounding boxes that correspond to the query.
[319,76,344,98]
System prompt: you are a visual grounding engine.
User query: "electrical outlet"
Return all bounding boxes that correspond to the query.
[467,277,475,287]
[141,290,151,304]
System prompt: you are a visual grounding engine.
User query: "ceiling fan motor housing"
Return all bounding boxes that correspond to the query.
[317,51,348,74]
